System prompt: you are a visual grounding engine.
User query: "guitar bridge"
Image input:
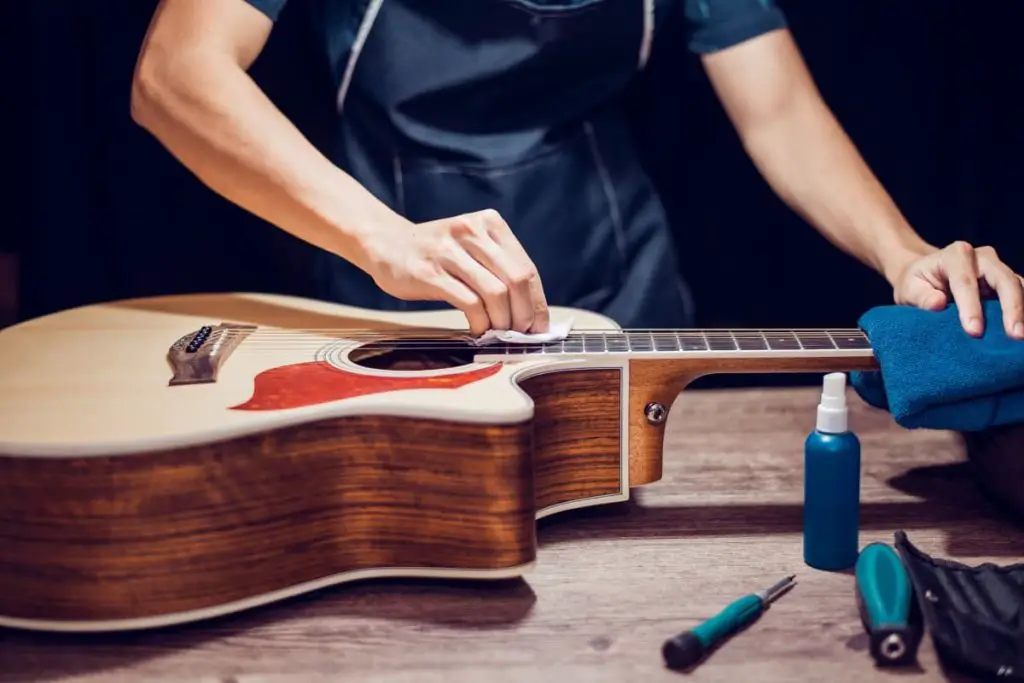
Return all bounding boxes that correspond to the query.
[167,323,257,386]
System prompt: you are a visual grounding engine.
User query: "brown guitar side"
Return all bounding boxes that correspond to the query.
[0,415,536,627]
[0,366,625,630]
[520,368,625,514]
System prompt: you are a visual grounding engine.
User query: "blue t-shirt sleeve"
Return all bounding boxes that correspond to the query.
[683,0,788,54]
[242,0,289,22]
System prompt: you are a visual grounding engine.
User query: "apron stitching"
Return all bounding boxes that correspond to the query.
[583,120,629,276]
[639,0,654,69]
[336,0,386,114]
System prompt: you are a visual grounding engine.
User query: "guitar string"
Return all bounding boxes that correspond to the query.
[224,329,868,350]
[178,326,868,352]
[210,326,865,335]
[230,350,876,356]
[228,338,873,354]
[212,328,867,341]
[230,332,868,344]
[232,346,873,353]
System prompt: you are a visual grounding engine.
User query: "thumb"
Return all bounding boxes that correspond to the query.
[896,279,947,311]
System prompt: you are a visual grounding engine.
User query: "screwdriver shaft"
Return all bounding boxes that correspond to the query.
[757,574,797,604]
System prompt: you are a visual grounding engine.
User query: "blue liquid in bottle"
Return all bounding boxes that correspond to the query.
[803,372,861,571]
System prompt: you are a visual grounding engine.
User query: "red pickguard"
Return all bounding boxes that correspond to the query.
[229,361,502,411]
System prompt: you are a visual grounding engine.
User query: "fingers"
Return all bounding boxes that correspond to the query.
[451,209,549,333]
[940,241,984,336]
[456,210,538,333]
[368,207,548,336]
[930,241,1024,339]
[526,273,551,333]
[439,246,513,332]
[894,277,946,311]
[427,273,491,337]
[477,210,550,333]
[976,246,1024,339]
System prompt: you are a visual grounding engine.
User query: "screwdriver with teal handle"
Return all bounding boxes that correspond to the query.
[855,542,922,666]
[662,575,796,670]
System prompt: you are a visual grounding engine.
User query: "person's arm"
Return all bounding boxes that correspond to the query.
[131,0,389,270]
[699,29,933,281]
[131,0,549,334]
[685,1,1023,338]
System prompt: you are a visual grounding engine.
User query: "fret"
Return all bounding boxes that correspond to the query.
[705,332,739,351]
[763,331,801,350]
[829,331,871,349]
[732,332,769,351]
[520,343,547,355]
[676,332,708,351]
[653,332,680,352]
[605,333,630,352]
[562,334,584,353]
[626,332,654,352]
[582,333,607,353]
[793,331,837,350]
[540,341,564,354]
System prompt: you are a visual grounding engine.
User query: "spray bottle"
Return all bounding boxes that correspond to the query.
[803,372,861,571]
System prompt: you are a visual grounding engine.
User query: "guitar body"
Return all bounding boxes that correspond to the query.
[0,292,628,632]
[0,292,876,632]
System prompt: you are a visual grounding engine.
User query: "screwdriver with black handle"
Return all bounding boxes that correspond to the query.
[855,542,922,666]
[662,575,796,670]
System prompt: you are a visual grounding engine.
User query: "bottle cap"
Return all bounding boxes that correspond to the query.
[816,372,849,433]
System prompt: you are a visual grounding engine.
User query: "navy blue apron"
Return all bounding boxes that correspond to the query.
[318,0,695,329]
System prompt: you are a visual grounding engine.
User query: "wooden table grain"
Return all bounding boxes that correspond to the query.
[3,386,1022,683]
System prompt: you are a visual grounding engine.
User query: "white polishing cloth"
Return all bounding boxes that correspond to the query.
[470,318,574,346]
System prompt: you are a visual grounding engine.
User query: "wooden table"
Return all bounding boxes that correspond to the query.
[3,386,1021,683]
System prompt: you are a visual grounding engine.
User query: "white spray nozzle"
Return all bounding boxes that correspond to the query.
[820,372,847,407]
[816,372,849,433]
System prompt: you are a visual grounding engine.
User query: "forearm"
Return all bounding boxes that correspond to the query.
[702,31,937,283]
[738,90,935,280]
[131,47,389,270]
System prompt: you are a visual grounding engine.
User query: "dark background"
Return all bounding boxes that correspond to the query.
[3,1,1021,385]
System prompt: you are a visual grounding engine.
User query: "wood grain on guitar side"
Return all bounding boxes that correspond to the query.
[627,355,879,486]
[519,368,623,511]
[0,415,535,623]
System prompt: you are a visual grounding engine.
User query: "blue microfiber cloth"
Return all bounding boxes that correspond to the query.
[850,299,1024,431]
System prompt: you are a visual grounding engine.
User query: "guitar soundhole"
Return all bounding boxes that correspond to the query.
[347,339,480,371]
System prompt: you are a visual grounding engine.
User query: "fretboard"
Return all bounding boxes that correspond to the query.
[474,329,871,358]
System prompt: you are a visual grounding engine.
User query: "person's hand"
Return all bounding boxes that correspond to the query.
[889,241,1024,339]
[358,208,549,336]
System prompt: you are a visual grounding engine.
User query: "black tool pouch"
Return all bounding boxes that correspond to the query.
[893,531,1024,680]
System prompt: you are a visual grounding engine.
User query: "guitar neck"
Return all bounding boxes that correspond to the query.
[474,328,874,363]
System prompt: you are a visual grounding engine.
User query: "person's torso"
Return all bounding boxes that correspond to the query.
[298,0,693,327]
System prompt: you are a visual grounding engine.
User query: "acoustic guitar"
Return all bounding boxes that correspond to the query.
[0,292,876,633]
